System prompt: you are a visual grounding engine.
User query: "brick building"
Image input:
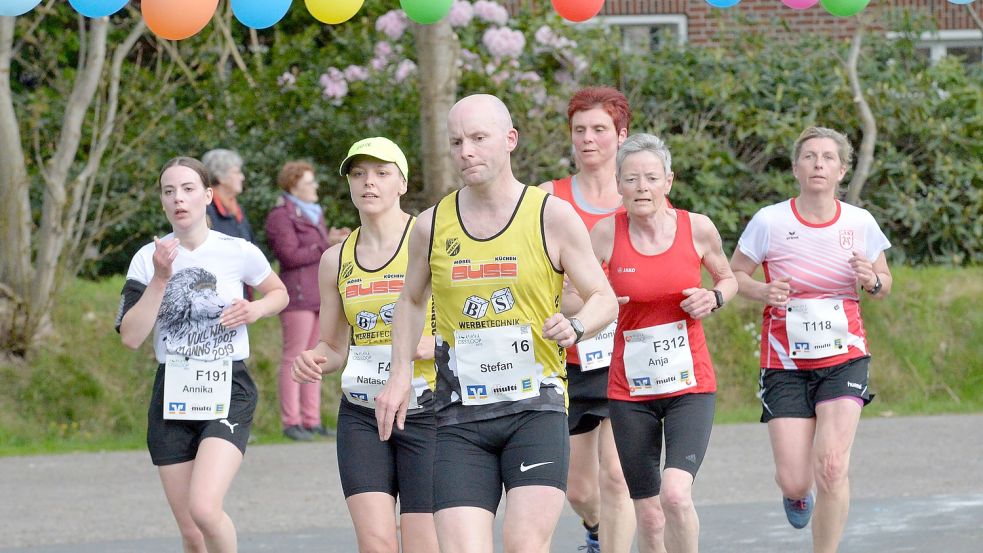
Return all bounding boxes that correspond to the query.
[508,0,983,61]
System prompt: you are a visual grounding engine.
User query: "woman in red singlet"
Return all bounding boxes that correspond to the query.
[538,86,635,553]
[591,133,737,553]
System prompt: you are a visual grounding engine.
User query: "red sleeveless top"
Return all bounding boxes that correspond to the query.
[552,176,625,365]
[607,210,716,401]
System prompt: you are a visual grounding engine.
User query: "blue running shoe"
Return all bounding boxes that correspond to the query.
[578,531,600,552]
[783,492,815,529]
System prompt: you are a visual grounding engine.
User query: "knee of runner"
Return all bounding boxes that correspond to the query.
[658,485,694,514]
[597,460,630,495]
[815,451,850,489]
[565,482,597,509]
[187,500,225,533]
[634,498,666,530]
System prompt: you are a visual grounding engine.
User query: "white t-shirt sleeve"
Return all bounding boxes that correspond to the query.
[863,211,891,261]
[241,241,273,287]
[124,243,156,285]
[737,208,771,265]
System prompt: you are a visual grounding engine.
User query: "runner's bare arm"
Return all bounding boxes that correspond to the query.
[730,248,791,308]
[222,271,288,327]
[376,208,434,439]
[293,244,352,383]
[119,237,179,349]
[850,250,892,299]
[537,180,555,194]
[543,197,617,346]
[682,214,738,319]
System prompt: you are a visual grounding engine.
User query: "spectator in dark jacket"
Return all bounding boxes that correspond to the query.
[203,149,256,244]
[265,161,350,440]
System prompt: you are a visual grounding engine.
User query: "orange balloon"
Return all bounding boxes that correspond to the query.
[142,0,220,41]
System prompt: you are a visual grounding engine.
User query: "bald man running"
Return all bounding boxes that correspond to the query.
[376,94,619,553]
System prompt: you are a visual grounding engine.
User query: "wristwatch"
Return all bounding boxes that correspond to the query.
[568,317,585,344]
[863,275,882,295]
[711,289,724,312]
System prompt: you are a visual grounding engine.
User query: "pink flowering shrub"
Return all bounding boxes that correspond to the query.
[472,0,509,25]
[375,10,408,41]
[482,27,525,59]
[448,1,474,28]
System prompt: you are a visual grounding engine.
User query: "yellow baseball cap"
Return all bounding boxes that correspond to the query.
[339,137,409,180]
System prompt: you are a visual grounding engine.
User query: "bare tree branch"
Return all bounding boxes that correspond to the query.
[845,24,876,206]
[212,7,255,87]
[10,0,55,58]
[67,19,147,258]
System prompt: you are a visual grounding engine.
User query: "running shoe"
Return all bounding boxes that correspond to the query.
[283,425,314,442]
[304,424,336,438]
[783,492,815,529]
[578,531,600,553]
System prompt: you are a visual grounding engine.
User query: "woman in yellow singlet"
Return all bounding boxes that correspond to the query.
[292,137,438,553]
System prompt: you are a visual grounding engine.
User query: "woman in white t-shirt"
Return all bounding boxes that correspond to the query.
[730,127,892,553]
[116,156,288,552]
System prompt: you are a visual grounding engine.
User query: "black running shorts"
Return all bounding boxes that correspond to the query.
[566,362,610,435]
[336,399,437,514]
[609,393,716,499]
[147,361,256,466]
[434,410,569,513]
[759,356,873,423]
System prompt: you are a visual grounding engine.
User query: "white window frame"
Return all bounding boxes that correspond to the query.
[582,15,688,47]
[887,29,983,63]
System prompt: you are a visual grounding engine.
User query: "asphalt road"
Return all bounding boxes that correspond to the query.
[2,414,981,552]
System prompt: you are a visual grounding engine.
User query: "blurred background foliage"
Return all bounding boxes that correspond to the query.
[9,1,981,275]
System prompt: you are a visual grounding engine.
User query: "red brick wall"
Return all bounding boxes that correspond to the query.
[506,1,983,45]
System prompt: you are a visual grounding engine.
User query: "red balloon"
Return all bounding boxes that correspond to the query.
[551,0,604,23]
[142,0,220,41]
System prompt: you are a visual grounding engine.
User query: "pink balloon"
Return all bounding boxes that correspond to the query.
[782,0,819,8]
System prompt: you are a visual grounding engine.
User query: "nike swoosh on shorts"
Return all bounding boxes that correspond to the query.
[519,461,554,472]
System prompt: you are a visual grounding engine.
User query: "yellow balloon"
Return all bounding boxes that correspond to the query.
[305,0,364,24]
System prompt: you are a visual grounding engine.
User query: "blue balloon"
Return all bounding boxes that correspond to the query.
[705,0,741,6]
[0,0,42,17]
[946,0,975,4]
[68,0,128,18]
[231,0,292,30]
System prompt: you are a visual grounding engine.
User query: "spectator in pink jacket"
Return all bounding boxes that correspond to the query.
[265,161,350,440]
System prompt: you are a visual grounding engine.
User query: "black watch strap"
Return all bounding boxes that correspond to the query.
[711,289,724,311]
[568,317,585,343]
[864,275,882,295]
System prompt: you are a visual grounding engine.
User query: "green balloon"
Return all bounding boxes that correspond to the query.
[400,0,453,24]
[820,0,870,17]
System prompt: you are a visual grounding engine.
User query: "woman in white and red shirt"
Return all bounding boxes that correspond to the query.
[731,126,892,552]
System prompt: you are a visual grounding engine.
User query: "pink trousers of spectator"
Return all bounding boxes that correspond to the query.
[278,309,322,428]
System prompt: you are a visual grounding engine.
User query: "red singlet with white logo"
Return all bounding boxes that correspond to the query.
[607,210,716,401]
[737,199,890,370]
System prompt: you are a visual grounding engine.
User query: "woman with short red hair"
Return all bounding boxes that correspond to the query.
[539,86,641,553]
